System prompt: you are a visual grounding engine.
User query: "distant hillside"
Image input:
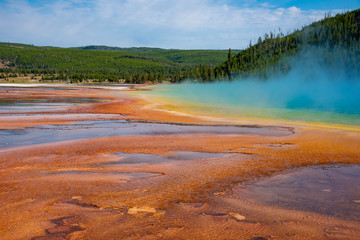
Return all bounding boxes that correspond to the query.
[0,43,235,83]
[73,45,240,65]
[183,9,360,81]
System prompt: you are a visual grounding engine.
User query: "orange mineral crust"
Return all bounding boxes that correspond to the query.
[0,85,359,240]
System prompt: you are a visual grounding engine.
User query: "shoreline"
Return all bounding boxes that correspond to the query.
[0,82,147,90]
[2,82,359,132]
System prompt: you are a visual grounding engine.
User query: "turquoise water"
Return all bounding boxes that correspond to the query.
[147,76,360,126]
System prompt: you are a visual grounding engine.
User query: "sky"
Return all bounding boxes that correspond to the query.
[0,0,359,49]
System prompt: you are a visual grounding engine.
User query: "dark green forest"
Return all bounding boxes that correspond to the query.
[0,43,238,83]
[73,46,241,66]
[0,9,359,83]
[186,9,360,81]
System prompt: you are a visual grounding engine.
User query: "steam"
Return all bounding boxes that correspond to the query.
[154,48,360,125]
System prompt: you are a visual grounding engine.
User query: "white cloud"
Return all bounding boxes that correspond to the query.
[0,0,346,49]
[260,2,276,8]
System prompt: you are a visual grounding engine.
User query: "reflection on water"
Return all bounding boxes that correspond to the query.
[0,98,104,112]
[0,120,292,149]
[0,86,107,114]
[237,165,360,221]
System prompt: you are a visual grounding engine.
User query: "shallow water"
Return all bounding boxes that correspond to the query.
[0,119,291,149]
[237,165,360,222]
[0,103,77,112]
[0,86,110,115]
[0,97,104,113]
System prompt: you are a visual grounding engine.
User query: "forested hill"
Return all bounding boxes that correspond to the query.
[0,43,237,83]
[72,46,240,66]
[183,9,360,82]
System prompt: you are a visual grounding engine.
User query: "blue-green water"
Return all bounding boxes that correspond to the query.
[146,76,360,126]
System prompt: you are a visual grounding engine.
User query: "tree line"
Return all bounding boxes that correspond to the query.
[181,9,360,82]
[0,44,233,83]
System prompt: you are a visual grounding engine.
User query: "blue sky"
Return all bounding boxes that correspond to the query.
[0,0,359,49]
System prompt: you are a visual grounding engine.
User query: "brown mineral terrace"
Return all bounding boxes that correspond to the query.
[0,84,359,240]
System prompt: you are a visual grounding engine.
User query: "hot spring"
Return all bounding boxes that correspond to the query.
[145,72,360,126]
